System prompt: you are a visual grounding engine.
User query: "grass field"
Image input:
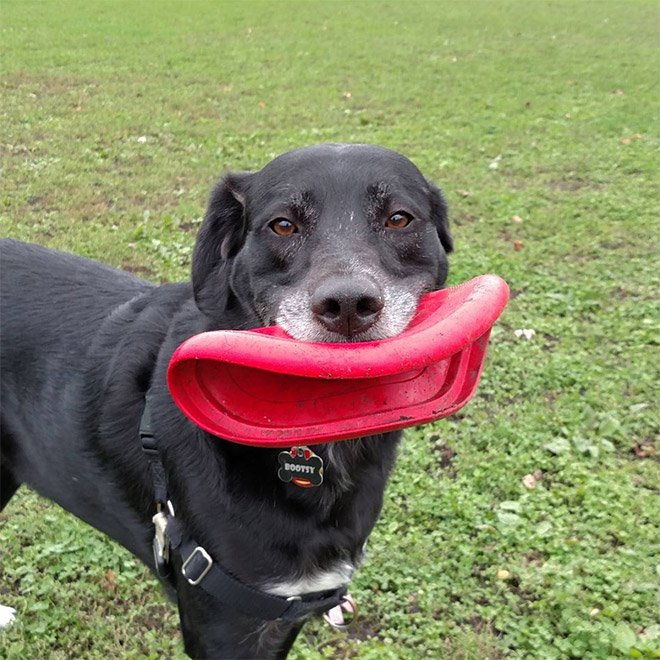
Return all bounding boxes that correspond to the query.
[1,1,659,657]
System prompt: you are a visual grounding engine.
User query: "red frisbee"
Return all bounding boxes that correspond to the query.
[167,274,509,447]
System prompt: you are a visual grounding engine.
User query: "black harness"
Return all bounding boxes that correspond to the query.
[139,395,348,620]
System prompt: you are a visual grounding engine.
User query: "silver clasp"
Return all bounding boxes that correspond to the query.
[152,510,170,564]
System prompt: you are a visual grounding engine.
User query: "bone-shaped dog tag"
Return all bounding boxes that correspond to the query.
[277,446,324,488]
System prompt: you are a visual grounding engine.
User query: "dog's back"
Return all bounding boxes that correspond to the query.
[1,239,152,381]
[0,240,154,538]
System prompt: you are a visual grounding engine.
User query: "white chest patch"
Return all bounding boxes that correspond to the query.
[265,562,354,597]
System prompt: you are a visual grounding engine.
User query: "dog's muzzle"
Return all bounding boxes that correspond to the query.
[310,275,384,338]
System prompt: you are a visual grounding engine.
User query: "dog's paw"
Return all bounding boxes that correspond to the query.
[0,604,17,630]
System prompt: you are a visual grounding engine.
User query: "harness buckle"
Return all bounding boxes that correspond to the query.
[182,546,213,586]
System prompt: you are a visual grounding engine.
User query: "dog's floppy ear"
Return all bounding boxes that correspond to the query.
[192,172,252,312]
[427,179,453,253]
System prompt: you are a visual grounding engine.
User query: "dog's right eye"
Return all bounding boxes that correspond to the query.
[385,211,413,229]
[269,218,298,237]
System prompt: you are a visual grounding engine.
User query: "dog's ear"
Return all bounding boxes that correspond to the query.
[427,179,453,254]
[192,172,252,312]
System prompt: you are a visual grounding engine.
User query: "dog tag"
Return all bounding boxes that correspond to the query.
[277,446,324,488]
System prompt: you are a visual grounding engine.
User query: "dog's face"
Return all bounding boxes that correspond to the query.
[192,144,452,340]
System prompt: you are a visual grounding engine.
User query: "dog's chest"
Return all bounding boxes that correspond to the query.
[264,561,355,597]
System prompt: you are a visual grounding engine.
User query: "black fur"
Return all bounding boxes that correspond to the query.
[0,144,451,658]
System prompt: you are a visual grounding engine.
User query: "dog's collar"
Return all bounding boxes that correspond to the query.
[139,395,348,620]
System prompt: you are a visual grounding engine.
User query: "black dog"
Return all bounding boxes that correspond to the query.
[0,144,452,658]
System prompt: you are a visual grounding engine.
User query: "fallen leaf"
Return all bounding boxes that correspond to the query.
[497,569,512,580]
[258,101,266,109]
[103,569,117,591]
[612,89,624,96]
[632,443,656,458]
[522,473,538,489]
[620,138,631,144]
[458,189,470,198]
[74,105,82,112]
[514,328,536,340]
[512,215,523,224]
[565,113,572,119]
[513,240,524,251]
[633,134,643,139]
[341,91,352,100]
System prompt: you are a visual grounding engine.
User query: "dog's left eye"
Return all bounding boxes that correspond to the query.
[269,218,298,237]
[385,211,413,229]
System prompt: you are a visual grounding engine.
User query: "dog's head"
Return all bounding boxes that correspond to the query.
[192,144,452,341]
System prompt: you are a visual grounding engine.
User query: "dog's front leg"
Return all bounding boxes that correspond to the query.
[175,578,305,659]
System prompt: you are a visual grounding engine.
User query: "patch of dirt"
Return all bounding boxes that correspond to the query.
[524,551,546,566]
[468,615,489,632]
[599,239,627,251]
[2,71,101,104]
[540,333,560,352]
[631,442,657,460]
[346,615,380,642]
[543,390,559,405]
[546,178,604,193]
[435,444,457,469]
[179,220,202,233]
[453,210,477,226]
[428,433,458,473]
[407,592,422,614]
[122,263,156,277]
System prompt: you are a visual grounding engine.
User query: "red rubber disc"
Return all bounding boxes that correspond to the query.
[167,274,509,447]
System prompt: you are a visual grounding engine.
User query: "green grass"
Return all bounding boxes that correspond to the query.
[1,0,658,657]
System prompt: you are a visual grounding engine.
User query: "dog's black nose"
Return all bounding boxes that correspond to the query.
[311,277,384,338]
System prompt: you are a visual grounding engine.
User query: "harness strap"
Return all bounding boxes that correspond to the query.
[139,394,168,506]
[139,396,348,620]
[167,517,347,620]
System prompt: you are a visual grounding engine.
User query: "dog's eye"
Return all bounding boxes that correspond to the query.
[269,218,298,237]
[385,211,413,229]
